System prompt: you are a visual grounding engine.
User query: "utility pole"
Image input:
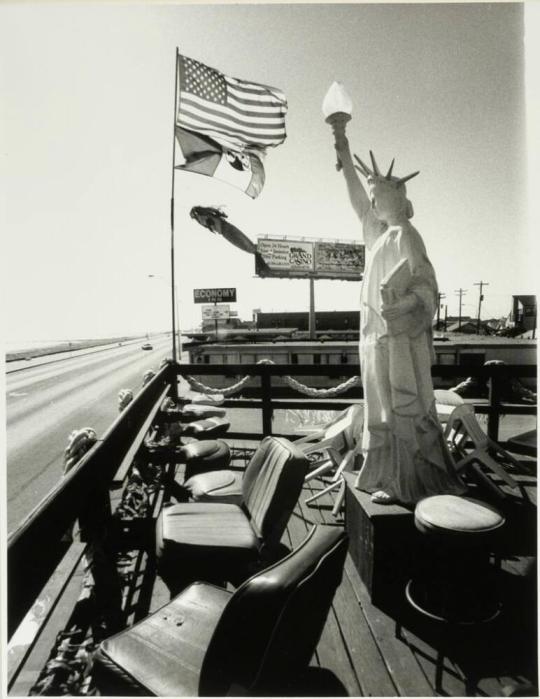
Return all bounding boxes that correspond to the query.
[436,292,446,329]
[474,281,489,334]
[455,288,467,330]
[308,278,316,340]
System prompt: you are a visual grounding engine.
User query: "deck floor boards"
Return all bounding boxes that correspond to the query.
[286,484,364,697]
[288,465,537,697]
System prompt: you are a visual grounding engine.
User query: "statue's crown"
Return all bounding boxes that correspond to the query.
[353,151,419,187]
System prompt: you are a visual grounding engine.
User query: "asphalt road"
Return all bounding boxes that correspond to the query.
[6,337,175,534]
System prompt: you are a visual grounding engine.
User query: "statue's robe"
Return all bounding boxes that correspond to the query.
[355,209,466,505]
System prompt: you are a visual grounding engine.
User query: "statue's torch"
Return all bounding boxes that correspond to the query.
[322,81,353,171]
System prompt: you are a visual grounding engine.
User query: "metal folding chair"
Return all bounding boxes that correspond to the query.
[298,405,362,515]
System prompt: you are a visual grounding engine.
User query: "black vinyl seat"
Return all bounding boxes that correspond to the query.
[184,432,268,504]
[157,437,310,586]
[176,403,227,423]
[180,416,230,441]
[93,524,348,696]
[179,439,231,482]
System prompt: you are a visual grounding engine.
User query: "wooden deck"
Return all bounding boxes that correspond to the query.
[9,441,537,697]
[142,444,537,697]
[295,456,538,697]
[7,360,537,696]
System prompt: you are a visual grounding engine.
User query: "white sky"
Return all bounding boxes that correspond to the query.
[1,1,538,345]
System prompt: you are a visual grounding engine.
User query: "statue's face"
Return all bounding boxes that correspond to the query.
[368,177,408,222]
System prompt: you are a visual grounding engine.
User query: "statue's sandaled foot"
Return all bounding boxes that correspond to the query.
[371,490,396,505]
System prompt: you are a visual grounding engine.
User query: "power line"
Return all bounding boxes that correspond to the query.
[454,288,467,330]
[474,281,489,334]
[436,292,446,328]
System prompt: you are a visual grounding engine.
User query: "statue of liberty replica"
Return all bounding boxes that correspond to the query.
[330,111,465,506]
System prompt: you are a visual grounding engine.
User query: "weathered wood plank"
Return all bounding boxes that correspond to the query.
[9,550,90,696]
[315,607,364,697]
[344,557,434,697]
[330,565,398,697]
[7,542,87,690]
[308,469,433,696]
[287,494,363,696]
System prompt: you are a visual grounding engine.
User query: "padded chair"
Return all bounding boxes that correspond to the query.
[93,525,348,697]
[180,416,230,440]
[160,397,227,424]
[444,404,519,490]
[157,437,310,586]
[185,436,268,505]
[178,403,227,422]
[179,440,231,483]
[182,409,364,506]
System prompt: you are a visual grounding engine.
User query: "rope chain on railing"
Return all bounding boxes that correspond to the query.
[185,359,361,398]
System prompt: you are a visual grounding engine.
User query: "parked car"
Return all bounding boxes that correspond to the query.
[141,342,153,351]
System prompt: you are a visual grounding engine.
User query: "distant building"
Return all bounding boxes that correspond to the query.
[434,316,473,332]
[446,320,478,334]
[255,310,359,331]
[511,295,536,333]
[201,314,255,333]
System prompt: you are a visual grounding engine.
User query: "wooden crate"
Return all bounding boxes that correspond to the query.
[343,472,419,608]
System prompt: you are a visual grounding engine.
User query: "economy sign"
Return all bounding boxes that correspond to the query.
[193,288,237,303]
[255,238,364,281]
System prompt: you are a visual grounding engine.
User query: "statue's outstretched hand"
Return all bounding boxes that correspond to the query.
[333,130,349,152]
[381,293,418,320]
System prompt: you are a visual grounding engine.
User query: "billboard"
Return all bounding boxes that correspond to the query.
[194,287,237,303]
[255,238,364,280]
[201,304,231,320]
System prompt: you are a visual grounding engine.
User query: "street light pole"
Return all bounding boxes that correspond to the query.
[148,274,182,358]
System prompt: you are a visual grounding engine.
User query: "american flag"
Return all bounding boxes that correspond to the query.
[177,55,287,154]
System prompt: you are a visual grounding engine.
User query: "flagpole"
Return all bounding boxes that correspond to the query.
[170,48,179,370]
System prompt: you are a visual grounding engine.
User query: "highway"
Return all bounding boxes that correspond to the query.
[6,337,177,534]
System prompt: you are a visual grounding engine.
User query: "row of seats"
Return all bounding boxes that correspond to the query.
[94,390,520,694]
[157,436,311,589]
[93,394,350,695]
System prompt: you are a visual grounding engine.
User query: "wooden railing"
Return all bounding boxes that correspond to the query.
[177,362,537,442]
[7,362,175,640]
[7,360,536,652]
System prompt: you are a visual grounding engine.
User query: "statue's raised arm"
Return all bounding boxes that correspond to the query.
[331,123,386,249]
[327,113,466,507]
[332,126,369,219]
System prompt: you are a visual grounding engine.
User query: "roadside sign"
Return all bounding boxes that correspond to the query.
[194,288,237,303]
[255,238,364,280]
[201,305,231,320]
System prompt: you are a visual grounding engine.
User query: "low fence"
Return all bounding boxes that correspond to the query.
[7,360,536,652]
[7,363,174,640]
[178,362,537,443]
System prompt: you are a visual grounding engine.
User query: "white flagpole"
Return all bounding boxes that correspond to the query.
[169,48,179,368]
